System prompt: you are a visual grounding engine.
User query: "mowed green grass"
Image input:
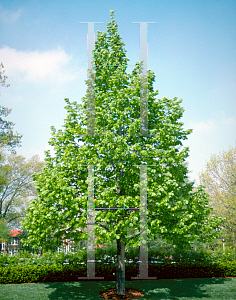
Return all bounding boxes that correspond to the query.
[0,278,236,300]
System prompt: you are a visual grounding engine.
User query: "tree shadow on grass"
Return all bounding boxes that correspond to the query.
[135,278,236,299]
[43,278,236,300]
[43,280,114,300]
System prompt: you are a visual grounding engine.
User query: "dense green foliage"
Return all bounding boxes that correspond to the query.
[22,11,223,255]
[0,264,86,284]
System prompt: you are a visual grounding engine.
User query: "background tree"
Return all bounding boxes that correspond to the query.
[0,106,22,152]
[0,63,24,248]
[199,144,236,251]
[0,150,9,191]
[0,218,11,245]
[22,10,223,295]
[0,153,44,231]
[0,63,10,90]
[0,62,22,152]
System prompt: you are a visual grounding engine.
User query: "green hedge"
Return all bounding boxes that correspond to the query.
[1,261,236,284]
[0,264,87,284]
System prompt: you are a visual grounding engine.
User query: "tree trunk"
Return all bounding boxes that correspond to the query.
[116,126,126,295]
[116,237,125,295]
[233,231,235,251]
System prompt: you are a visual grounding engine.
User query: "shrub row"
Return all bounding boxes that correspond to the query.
[147,261,236,279]
[0,264,87,284]
[0,249,87,267]
[2,246,236,268]
[1,261,236,284]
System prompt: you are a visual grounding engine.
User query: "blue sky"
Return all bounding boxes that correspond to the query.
[0,0,235,185]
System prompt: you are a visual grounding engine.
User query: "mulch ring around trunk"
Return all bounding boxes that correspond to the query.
[99,287,145,299]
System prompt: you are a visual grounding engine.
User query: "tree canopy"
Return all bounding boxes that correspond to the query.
[22,10,224,294]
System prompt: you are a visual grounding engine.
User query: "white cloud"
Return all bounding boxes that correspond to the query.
[222,117,236,126]
[0,7,23,23]
[0,46,80,83]
[190,119,215,134]
[35,143,56,161]
[21,143,55,161]
[183,117,236,185]
[189,117,236,136]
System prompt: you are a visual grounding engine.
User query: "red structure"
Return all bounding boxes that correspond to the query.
[1,230,23,255]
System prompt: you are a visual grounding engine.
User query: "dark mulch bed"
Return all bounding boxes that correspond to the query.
[99,287,144,299]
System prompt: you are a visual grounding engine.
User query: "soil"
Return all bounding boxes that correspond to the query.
[99,287,144,299]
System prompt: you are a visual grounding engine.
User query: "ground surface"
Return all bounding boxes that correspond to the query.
[1,278,236,299]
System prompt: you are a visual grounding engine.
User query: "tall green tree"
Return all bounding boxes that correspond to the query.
[199,144,236,250]
[22,10,223,295]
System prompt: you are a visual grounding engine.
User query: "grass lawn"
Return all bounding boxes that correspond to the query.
[0,278,236,300]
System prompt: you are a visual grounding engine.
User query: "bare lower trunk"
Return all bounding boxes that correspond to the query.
[116,237,125,295]
[116,147,126,295]
[233,231,235,252]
